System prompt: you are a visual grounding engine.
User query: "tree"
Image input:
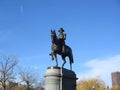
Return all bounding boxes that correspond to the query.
[77,77,106,90]
[112,85,120,90]
[0,55,18,90]
[19,67,39,90]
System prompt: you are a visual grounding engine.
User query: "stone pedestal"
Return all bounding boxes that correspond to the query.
[44,66,77,90]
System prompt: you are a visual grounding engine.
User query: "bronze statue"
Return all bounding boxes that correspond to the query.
[49,28,74,70]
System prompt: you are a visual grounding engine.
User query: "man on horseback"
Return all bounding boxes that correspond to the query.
[58,28,66,53]
[50,29,74,70]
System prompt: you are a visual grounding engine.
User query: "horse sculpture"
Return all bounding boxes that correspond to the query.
[50,30,74,70]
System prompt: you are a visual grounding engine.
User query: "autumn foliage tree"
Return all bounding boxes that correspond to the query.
[111,85,120,90]
[77,77,106,90]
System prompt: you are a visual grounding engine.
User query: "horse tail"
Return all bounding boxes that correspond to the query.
[69,49,74,64]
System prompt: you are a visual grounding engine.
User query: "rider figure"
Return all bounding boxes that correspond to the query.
[58,28,66,53]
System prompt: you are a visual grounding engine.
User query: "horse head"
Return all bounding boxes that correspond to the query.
[51,30,58,44]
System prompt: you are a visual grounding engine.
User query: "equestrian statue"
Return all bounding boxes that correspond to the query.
[49,28,74,70]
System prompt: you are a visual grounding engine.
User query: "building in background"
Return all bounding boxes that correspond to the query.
[111,71,120,87]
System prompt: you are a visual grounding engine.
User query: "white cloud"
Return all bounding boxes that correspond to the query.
[78,55,120,88]
[20,5,24,16]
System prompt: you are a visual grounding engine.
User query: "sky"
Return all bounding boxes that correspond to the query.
[0,0,120,88]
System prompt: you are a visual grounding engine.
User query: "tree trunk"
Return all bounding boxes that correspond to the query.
[3,85,6,90]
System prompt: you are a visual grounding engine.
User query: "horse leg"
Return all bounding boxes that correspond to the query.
[54,54,58,67]
[49,52,54,60]
[70,62,72,70]
[62,56,66,68]
[68,52,73,70]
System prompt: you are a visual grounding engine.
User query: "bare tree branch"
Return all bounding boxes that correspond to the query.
[0,55,18,90]
[19,67,42,90]
[19,67,40,90]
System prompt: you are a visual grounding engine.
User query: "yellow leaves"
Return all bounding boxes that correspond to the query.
[112,85,120,90]
[77,77,106,90]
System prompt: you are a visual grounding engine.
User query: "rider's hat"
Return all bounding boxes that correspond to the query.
[58,28,64,32]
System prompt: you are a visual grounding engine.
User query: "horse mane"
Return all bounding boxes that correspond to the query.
[51,30,58,44]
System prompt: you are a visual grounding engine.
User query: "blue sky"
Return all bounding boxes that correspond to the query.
[0,0,120,87]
